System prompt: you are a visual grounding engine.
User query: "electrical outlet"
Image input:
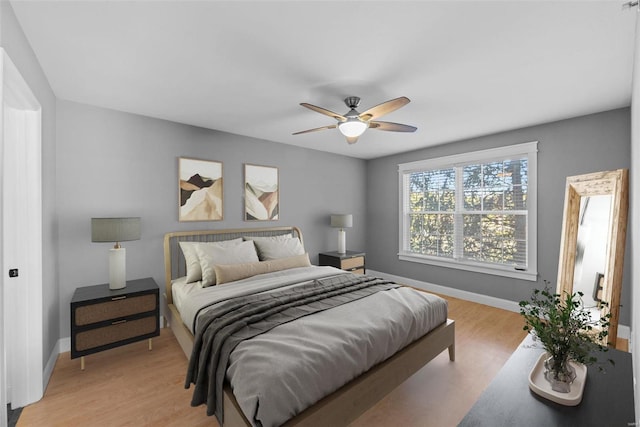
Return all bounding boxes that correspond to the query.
[9,268,18,278]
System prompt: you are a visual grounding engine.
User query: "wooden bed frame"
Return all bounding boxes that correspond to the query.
[163,226,455,427]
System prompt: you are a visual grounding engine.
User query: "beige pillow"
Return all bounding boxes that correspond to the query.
[251,237,305,261]
[179,238,243,283]
[215,253,311,285]
[195,240,260,287]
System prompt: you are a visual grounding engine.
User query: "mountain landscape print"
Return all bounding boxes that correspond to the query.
[179,157,223,221]
[245,164,279,221]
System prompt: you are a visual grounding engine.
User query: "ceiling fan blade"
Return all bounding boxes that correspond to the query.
[292,124,337,135]
[358,96,410,121]
[369,121,417,133]
[300,103,346,122]
[346,136,359,144]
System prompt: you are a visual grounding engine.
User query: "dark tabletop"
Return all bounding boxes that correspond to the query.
[458,334,635,427]
[71,277,158,303]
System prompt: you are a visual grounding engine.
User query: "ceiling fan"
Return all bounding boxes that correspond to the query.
[293,96,417,144]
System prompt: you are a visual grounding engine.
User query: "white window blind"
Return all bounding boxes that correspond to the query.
[399,142,537,281]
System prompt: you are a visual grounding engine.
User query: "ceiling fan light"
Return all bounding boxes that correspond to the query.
[338,119,368,137]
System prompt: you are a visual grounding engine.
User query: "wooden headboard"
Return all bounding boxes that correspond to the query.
[163,226,303,305]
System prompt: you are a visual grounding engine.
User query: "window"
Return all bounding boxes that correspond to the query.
[399,142,537,281]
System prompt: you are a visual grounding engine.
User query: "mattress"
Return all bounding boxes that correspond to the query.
[180,266,448,427]
[170,276,202,315]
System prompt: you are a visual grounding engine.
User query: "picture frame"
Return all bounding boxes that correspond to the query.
[244,163,279,221]
[178,157,223,221]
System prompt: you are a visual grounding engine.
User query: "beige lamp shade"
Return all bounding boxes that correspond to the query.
[91,217,141,244]
[330,214,353,229]
[91,217,141,290]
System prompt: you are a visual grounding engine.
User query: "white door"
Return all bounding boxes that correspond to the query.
[0,49,43,413]
[3,106,28,409]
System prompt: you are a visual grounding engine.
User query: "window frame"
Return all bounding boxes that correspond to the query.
[398,141,538,281]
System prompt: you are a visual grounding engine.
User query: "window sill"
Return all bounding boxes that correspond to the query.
[398,253,538,281]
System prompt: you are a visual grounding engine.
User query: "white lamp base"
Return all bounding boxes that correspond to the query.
[337,229,346,254]
[109,247,126,290]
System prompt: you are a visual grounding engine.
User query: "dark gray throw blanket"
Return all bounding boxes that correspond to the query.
[185,273,400,424]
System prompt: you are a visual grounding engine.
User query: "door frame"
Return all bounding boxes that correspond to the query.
[0,48,44,410]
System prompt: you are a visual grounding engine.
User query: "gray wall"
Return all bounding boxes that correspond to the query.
[56,100,367,337]
[1,1,59,366]
[366,108,632,326]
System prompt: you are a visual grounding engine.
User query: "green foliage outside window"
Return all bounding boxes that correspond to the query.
[408,158,528,267]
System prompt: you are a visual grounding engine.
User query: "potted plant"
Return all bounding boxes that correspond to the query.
[519,282,612,395]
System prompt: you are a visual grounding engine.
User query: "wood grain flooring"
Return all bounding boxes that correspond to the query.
[18,295,527,427]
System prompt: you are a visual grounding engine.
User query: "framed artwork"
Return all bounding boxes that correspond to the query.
[179,157,223,221]
[244,164,279,221]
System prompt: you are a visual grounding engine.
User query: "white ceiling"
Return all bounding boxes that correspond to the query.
[9,1,638,160]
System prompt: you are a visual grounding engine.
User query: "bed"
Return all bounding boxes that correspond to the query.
[163,226,455,427]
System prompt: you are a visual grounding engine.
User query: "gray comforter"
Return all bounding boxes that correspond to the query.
[186,274,400,424]
[182,267,448,427]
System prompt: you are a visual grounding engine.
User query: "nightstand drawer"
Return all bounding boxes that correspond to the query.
[319,251,366,274]
[342,256,364,271]
[74,293,157,326]
[75,316,157,352]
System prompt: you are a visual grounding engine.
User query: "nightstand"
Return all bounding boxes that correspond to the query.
[318,251,366,274]
[70,277,160,370]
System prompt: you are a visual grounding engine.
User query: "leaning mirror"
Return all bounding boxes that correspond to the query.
[556,169,629,348]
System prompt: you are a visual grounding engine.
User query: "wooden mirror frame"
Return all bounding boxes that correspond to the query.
[556,169,629,348]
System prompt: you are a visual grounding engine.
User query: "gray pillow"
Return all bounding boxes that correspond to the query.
[195,240,260,287]
[179,238,243,283]
[251,237,305,261]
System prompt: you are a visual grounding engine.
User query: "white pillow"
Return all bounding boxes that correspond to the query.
[195,240,260,287]
[179,238,242,283]
[251,237,305,261]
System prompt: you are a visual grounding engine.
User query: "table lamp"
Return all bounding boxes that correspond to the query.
[91,217,141,290]
[330,214,352,254]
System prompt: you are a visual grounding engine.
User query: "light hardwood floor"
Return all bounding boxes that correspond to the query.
[18,295,527,427]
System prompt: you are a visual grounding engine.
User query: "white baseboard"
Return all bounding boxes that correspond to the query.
[59,337,70,353]
[619,325,631,341]
[368,269,630,340]
[43,337,68,391]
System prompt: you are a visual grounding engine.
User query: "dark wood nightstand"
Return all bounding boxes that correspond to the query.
[319,251,366,274]
[70,277,160,370]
